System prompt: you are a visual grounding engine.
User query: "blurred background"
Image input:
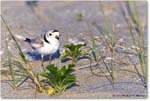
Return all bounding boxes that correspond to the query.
[1,1,147,49]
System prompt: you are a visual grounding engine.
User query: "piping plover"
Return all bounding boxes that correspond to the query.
[16,29,60,70]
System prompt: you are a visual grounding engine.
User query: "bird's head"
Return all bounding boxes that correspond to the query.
[46,29,60,41]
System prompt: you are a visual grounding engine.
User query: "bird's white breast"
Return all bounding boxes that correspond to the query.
[37,39,60,55]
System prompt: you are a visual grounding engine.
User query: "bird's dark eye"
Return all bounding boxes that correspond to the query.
[49,33,52,36]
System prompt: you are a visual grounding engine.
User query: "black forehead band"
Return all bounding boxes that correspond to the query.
[53,30,59,32]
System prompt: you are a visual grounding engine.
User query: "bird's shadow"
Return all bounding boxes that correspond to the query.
[26,50,60,61]
[26,50,91,63]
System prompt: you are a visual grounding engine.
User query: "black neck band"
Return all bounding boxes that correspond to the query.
[44,35,50,43]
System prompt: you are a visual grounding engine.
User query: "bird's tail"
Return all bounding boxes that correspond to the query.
[15,34,31,43]
[24,38,31,43]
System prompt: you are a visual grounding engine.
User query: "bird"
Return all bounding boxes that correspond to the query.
[15,29,60,71]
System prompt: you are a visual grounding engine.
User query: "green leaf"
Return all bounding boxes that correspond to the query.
[90,31,100,62]
[66,64,75,74]
[46,64,58,76]
[64,76,76,83]
[59,66,66,77]
[61,75,76,90]
[64,44,75,52]
[61,51,70,59]
[41,72,57,88]
[76,43,86,49]
[64,81,76,90]
[138,53,145,64]
[80,50,91,57]
[40,72,49,78]
[5,40,17,89]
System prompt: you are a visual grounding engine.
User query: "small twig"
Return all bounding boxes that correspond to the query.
[78,62,98,70]
[16,77,30,88]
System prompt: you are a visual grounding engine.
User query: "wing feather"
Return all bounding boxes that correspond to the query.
[30,39,44,49]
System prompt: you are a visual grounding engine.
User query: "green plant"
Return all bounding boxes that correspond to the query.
[85,1,116,88]
[97,1,116,88]
[61,43,91,64]
[88,28,115,87]
[41,64,77,94]
[123,1,147,88]
[76,13,84,21]
[1,15,45,92]
[5,39,17,89]
[87,23,101,62]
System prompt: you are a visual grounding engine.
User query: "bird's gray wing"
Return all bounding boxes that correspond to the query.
[30,38,44,50]
[28,32,46,50]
